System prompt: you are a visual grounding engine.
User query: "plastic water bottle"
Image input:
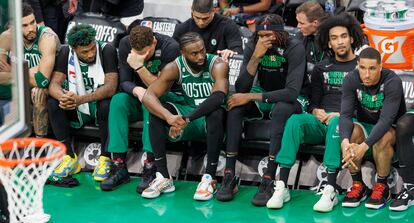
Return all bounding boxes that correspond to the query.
[325,0,336,14]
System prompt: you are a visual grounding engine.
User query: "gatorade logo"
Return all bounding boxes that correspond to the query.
[372,35,407,64]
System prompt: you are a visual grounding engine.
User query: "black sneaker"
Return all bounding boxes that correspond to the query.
[251,177,274,206]
[216,170,239,202]
[136,161,157,194]
[100,162,130,191]
[365,182,390,209]
[389,187,414,211]
[342,181,370,208]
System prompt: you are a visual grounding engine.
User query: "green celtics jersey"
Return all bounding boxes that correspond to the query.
[24,26,48,68]
[79,61,95,93]
[175,54,218,107]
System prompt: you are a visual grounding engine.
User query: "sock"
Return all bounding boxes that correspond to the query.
[327,170,338,187]
[112,152,126,164]
[100,149,110,158]
[225,152,237,174]
[146,152,155,162]
[377,175,388,185]
[279,167,290,187]
[61,138,75,158]
[264,156,277,180]
[351,172,363,184]
[155,156,169,178]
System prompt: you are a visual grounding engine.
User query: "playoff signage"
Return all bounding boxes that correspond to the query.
[66,12,127,48]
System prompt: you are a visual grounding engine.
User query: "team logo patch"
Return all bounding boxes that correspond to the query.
[140,20,153,28]
[83,143,101,167]
[211,39,217,46]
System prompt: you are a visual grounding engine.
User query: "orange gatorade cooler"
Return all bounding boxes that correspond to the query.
[363,9,414,70]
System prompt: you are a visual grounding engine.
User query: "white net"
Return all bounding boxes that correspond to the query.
[0,138,65,223]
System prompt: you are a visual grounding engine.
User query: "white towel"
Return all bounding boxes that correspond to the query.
[67,42,105,115]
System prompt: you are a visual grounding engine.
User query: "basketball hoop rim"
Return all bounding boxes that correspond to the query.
[0,137,67,167]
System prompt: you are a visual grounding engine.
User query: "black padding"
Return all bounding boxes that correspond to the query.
[244,120,273,141]
[129,16,181,37]
[65,12,127,48]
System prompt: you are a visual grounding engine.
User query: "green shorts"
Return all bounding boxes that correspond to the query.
[354,120,397,162]
[167,102,207,142]
[70,102,97,129]
[245,86,309,121]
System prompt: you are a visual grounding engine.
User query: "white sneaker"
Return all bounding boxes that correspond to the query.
[141,172,175,199]
[267,181,290,209]
[194,174,217,201]
[313,184,338,212]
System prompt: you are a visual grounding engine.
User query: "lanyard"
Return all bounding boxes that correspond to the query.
[310,41,324,63]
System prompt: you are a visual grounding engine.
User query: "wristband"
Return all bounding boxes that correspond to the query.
[134,65,144,72]
[34,71,50,88]
[239,5,244,13]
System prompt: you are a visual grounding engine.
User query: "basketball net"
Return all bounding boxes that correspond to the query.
[0,138,66,223]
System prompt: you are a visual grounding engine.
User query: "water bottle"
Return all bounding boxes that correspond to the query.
[325,0,336,14]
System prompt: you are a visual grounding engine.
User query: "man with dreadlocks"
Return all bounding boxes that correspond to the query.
[141,32,229,200]
[47,24,118,185]
[270,13,365,212]
[216,14,307,205]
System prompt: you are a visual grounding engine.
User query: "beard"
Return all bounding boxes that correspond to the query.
[79,55,96,65]
[23,32,36,43]
[185,57,207,73]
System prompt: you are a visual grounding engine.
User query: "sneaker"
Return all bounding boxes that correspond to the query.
[193,174,217,201]
[365,183,390,209]
[389,187,414,211]
[136,161,157,194]
[267,180,290,209]
[216,171,239,202]
[92,156,112,182]
[52,155,81,177]
[100,162,130,191]
[313,185,338,212]
[342,181,370,208]
[251,177,274,206]
[142,172,175,199]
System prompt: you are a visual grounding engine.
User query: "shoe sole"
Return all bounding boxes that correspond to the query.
[365,193,391,209]
[313,197,338,212]
[266,194,291,209]
[342,194,368,208]
[100,178,130,191]
[389,200,414,212]
[142,185,176,199]
[194,194,214,201]
[217,186,238,202]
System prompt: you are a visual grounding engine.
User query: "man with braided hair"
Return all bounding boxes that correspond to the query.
[47,24,118,185]
[142,32,229,200]
[0,3,60,137]
[216,14,308,205]
[271,13,365,212]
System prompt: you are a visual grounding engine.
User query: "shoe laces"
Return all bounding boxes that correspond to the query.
[222,172,234,188]
[346,182,364,199]
[312,181,328,195]
[371,183,386,200]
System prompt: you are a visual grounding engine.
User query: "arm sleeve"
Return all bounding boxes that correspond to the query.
[223,21,243,54]
[118,37,137,94]
[102,44,118,73]
[262,42,306,103]
[184,91,226,121]
[234,42,255,93]
[339,75,356,141]
[309,65,323,111]
[53,46,69,75]
[364,78,404,146]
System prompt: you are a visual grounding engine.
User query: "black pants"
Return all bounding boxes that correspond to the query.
[226,101,302,173]
[150,103,225,178]
[47,97,111,155]
[396,113,414,184]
